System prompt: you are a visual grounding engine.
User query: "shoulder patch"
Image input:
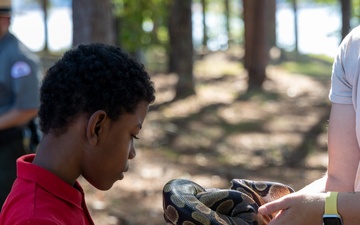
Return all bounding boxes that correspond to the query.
[11,61,32,78]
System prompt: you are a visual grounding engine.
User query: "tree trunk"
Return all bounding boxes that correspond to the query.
[168,0,195,100]
[114,16,122,47]
[201,0,208,51]
[267,0,276,49]
[243,0,273,91]
[224,0,231,47]
[41,0,48,52]
[292,0,299,53]
[72,0,115,46]
[340,0,351,40]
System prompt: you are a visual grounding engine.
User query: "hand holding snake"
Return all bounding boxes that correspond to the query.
[162,178,294,225]
[258,192,326,225]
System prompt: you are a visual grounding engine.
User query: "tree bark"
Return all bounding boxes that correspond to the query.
[243,0,271,91]
[340,0,351,40]
[292,0,299,53]
[267,0,276,49]
[72,0,115,46]
[41,0,48,52]
[168,0,195,100]
[201,0,208,51]
[224,0,231,47]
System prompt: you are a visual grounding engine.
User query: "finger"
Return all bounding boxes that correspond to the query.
[258,197,289,215]
[266,209,289,225]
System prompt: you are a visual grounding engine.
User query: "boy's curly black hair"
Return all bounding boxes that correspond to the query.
[39,43,155,135]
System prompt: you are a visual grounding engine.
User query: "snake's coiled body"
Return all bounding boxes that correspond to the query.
[162,179,294,225]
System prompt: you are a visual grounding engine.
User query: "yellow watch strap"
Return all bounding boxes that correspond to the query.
[325,192,339,215]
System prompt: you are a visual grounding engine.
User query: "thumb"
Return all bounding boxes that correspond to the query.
[258,196,289,215]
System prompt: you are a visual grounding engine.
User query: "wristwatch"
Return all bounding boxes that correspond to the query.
[323,192,343,225]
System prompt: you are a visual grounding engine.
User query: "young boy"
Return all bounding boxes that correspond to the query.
[0,43,156,224]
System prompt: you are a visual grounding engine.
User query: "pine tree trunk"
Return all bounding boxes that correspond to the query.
[72,0,115,46]
[168,0,195,100]
[243,0,273,92]
[340,0,351,40]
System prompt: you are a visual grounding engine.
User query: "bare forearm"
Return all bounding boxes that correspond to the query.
[325,173,356,192]
[259,192,360,225]
[325,104,359,191]
[0,108,38,130]
[298,176,326,193]
[298,172,356,193]
[336,192,360,224]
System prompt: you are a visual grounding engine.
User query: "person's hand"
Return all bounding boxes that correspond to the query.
[258,192,326,225]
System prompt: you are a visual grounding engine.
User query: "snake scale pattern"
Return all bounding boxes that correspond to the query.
[162,178,294,225]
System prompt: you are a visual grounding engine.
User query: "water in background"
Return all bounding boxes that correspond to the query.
[276,3,341,58]
[10,3,342,57]
[10,7,72,52]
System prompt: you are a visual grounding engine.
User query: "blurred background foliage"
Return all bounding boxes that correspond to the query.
[12,0,355,165]
[14,0,352,79]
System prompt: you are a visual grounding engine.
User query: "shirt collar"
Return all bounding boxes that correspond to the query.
[16,154,85,209]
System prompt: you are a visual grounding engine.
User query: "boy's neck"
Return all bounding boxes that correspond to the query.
[33,134,83,187]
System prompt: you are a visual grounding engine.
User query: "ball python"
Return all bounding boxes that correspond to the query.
[162,178,294,225]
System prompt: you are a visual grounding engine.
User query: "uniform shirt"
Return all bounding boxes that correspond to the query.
[329,25,360,191]
[0,154,94,225]
[0,31,40,114]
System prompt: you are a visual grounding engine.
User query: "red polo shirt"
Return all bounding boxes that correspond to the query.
[0,154,94,225]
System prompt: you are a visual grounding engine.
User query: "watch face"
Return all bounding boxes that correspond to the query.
[323,216,343,225]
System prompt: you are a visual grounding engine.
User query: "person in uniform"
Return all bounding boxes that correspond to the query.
[0,0,41,208]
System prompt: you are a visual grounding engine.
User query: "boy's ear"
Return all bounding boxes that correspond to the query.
[86,110,107,145]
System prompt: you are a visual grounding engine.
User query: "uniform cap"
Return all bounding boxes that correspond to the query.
[0,0,11,16]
